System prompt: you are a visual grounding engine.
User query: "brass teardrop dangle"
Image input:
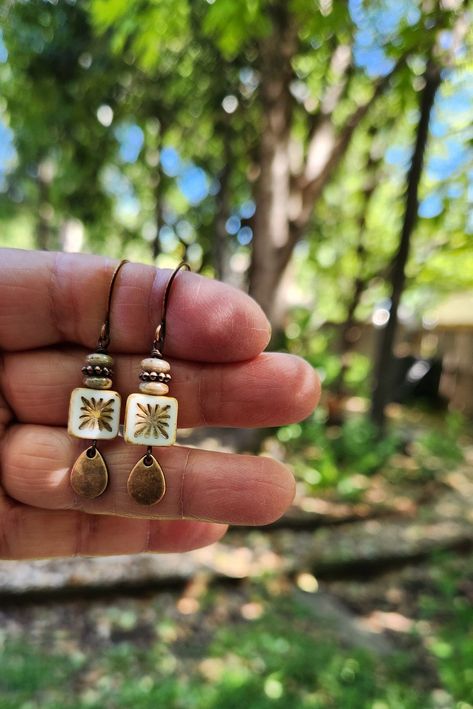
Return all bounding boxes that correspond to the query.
[127,447,166,506]
[70,442,109,499]
[124,262,190,505]
[67,260,128,499]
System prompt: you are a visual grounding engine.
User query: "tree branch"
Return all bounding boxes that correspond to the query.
[305,41,354,143]
[294,53,408,234]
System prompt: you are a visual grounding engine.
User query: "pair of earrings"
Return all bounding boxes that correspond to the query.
[67,260,189,506]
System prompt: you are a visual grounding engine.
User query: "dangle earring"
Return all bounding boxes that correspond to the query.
[68,260,128,499]
[124,262,190,506]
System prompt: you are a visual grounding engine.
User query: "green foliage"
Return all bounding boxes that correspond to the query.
[203,0,270,58]
[0,596,432,708]
[332,417,400,476]
[343,353,372,395]
[279,412,401,492]
[417,554,473,704]
[0,639,84,708]
[205,605,422,708]
[90,0,191,70]
[1,0,470,302]
[280,407,469,496]
[410,411,465,478]
[1,0,472,440]
[91,0,131,26]
[1,555,473,707]
[0,0,125,245]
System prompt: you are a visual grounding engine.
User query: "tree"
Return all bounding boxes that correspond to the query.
[1,0,468,330]
[87,0,464,320]
[370,8,470,428]
[370,58,442,428]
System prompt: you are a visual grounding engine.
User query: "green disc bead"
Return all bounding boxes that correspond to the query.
[86,353,114,366]
[83,377,113,389]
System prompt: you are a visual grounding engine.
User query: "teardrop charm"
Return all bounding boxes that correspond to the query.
[127,454,166,506]
[70,446,109,499]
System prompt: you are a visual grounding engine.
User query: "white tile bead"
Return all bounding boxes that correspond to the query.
[68,387,121,440]
[124,394,178,447]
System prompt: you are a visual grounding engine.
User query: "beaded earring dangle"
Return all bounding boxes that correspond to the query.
[68,260,128,499]
[124,262,190,506]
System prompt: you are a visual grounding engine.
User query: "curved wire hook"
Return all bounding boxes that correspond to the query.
[97,259,129,352]
[152,261,191,357]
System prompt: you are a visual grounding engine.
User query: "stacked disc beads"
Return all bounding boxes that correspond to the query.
[68,350,121,499]
[138,357,171,396]
[81,352,114,389]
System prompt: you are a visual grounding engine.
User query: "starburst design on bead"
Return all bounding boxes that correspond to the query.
[78,396,115,432]
[134,402,170,439]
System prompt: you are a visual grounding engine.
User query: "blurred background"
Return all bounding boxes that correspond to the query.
[0,0,472,707]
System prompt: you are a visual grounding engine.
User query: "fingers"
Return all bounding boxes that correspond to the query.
[0,249,270,360]
[1,425,296,526]
[1,349,320,428]
[0,497,228,560]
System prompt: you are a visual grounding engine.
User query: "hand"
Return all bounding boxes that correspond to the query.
[0,249,320,559]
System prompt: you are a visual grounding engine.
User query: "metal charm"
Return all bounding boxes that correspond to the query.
[70,444,109,499]
[127,449,166,506]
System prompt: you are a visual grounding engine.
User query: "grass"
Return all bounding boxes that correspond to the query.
[0,617,422,709]
[1,555,472,709]
[0,402,471,708]
[417,555,473,706]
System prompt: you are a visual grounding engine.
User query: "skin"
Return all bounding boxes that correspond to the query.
[0,249,320,559]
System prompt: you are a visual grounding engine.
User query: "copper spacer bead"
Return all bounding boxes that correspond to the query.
[81,365,114,377]
[139,371,171,382]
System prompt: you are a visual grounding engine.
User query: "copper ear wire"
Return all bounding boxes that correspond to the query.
[151,261,191,357]
[97,259,129,353]
[68,259,128,499]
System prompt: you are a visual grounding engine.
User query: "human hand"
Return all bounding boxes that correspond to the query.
[0,249,320,559]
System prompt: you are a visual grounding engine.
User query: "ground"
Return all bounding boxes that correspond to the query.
[1,407,472,708]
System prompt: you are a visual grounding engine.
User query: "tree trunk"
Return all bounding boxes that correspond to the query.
[248,3,296,319]
[152,155,166,261]
[213,121,232,282]
[370,59,441,428]
[332,276,367,399]
[149,115,168,261]
[36,210,52,251]
[248,24,406,322]
[333,131,381,398]
[35,162,54,250]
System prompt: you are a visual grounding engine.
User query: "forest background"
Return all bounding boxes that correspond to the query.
[0,1,472,707]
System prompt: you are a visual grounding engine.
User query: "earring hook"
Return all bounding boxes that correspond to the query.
[152,261,191,357]
[97,259,129,352]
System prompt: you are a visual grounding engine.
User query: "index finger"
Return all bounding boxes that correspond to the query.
[0,249,271,361]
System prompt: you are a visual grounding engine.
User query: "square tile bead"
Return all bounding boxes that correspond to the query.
[124,394,178,447]
[68,388,121,440]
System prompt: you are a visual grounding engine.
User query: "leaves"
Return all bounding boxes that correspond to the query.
[202,0,270,58]
[90,0,191,70]
[0,0,470,321]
